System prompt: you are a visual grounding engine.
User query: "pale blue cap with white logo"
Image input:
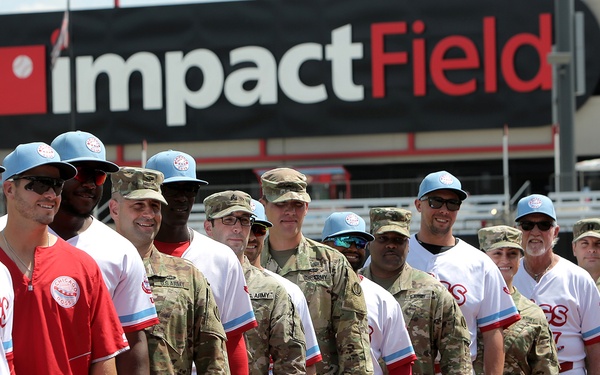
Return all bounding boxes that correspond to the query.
[51,130,119,172]
[322,211,374,241]
[2,142,77,183]
[250,199,272,227]
[146,150,208,185]
[417,170,468,200]
[515,194,556,221]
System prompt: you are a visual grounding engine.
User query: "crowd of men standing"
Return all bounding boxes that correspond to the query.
[0,131,599,375]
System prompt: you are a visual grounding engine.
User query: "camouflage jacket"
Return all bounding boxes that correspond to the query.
[143,246,229,375]
[242,257,306,374]
[473,288,559,375]
[261,236,373,375]
[360,263,472,375]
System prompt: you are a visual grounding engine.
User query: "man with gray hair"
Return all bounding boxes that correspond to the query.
[204,190,307,375]
[513,194,600,374]
[259,167,373,375]
[110,167,229,374]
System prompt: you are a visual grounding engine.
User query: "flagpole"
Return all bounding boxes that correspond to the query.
[68,0,76,130]
[502,124,510,222]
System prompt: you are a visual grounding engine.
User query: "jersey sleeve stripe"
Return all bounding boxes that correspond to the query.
[119,307,158,324]
[382,346,417,365]
[306,353,323,366]
[477,306,519,327]
[122,318,160,333]
[583,326,600,344]
[222,310,257,333]
[2,339,12,352]
[306,344,321,358]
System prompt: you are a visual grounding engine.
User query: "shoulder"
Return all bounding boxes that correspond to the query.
[303,237,348,262]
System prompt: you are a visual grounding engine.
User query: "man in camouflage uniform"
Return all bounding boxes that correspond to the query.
[259,167,373,375]
[109,167,229,375]
[474,225,559,375]
[359,207,472,374]
[203,190,307,375]
[572,218,600,291]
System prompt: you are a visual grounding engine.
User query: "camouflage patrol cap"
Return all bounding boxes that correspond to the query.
[477,225,523,253]
[111,167,167,205]
[204,190,254,219]
[369,207,411,237]
[572,218,600,243]
[260,167,311,203]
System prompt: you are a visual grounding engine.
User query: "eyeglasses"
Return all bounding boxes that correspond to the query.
[325,236,369,249]
[420,196,462,211]
[518,221,553,231]
[74,167,107,186]
[11,176,65,195]
[219,216,254,227]
[161,183,200,198]
[251,225,268,237]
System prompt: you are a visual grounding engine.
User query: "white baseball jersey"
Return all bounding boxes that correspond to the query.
[51,217,159,331]
[0,262,13,375]
[359,276,416,375]
[264,268,322,366]
[514,256,600,371]
[0,215,158,332]
[407,236,520,360]
[181,229,256,335]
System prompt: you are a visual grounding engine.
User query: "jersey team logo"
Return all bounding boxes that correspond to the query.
[173,155,189,171]
[528,197,543,209]
[0,296,9,328]
[37,144,56,159]
[85,136,102,153]
[50,276,80,308]
[439,173,454,185]
[141,276,152,294]
[345,213,360,226]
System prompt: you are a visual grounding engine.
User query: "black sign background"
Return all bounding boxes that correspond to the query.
[0,0,598,148]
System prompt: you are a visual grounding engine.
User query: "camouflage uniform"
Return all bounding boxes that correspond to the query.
[242,257,306,374]
[360,264,472,375]
[144,245,229,375]
[261,236,373,375]
[473,288,559,375]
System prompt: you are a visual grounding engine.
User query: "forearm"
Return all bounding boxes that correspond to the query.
[482,328,504,375]
[116,330,149,375]
[585,342,600,375]
[90,358,117,375]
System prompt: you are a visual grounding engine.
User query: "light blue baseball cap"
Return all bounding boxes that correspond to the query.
[515,194,556,221]
[417,170,468,200]
[321,212,374,241]
[250,199,272,227]
[2,142,77,183]
[146,150,208,185]
[51,130,119,172]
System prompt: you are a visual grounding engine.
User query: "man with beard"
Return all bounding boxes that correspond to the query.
[147,150,256,374]
[513,194,600,374]
[406,171,520,375]
[49,131,159,375]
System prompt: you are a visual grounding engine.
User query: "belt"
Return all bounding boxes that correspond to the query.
[559,362,573,373]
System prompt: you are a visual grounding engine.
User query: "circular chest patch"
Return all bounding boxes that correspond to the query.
[85,137,102,153]
[37,144,56,159]
[50,276,80,308]
[173,155,189,171]
[345,213,360,226]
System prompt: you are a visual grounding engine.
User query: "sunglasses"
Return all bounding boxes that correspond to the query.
[420,196,462,211]
[161,183,200,198]
[11,176,65,195]
[325,236,369,249]
[251,225,268,237]
[518,221,553,231]
[75,167,107,186]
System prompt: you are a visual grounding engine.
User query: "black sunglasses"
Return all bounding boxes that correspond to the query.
[161,183,200,198]
[11,176,65,195]
[518,221,553,231]
[251,225,268,237]
[74,166,107,186]
[325,236,369,249]
[420,196,462,211]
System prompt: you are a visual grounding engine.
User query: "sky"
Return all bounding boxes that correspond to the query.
[0,0,235,14]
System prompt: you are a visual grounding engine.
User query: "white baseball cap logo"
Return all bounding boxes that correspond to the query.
[85,137,102,153]
[528,197,543,209]
[250,201,257,212]
[173,155,189,171]
[439,174,454,185]
[37,144,55,159]
[50,276,80,308]
[345,213,360,226]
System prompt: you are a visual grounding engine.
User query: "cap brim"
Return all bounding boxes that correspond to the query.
[515,212,555,222]
[163,176,208,185]
[123,189,168,205]
[255,219,273,228]
[483,241,523,253]
[374,225,410,238]
[573,231,600,243]
[266,191,311,203]
[419,187,467,201]
[65,157,120,173]
[324,229,374,241]
[210,206,254,219]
